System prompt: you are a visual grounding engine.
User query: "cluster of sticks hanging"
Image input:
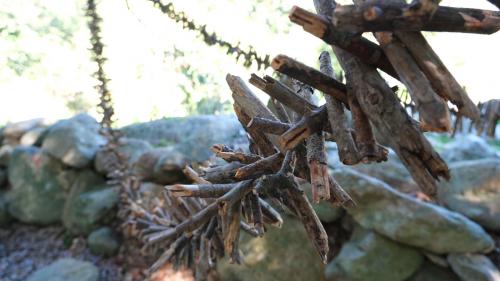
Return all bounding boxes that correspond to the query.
[127,0,500,278]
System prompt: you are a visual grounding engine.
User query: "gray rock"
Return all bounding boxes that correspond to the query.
[218,215,324,281]
[0,191,12,225]
[87,227,120,257]
[62,170,117,234]
[20,127,47,147]
[441,135,499,163]
[133,147,187,184]
[407,261,460,281]
[325,228,424,281]
[438,159,500,231]
[26,258,99,281]
[333,168,494,254]
[302,181,343,223]
[7,146,69,224]
[42,114,106,168]
[0,145,13,167]
[121,115,247,162]
[2,118,45,144]
[351,158,418,193]
[448,254,500,281]
[94,138,152,175]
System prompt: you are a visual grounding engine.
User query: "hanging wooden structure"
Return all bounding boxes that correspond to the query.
[123,0,499,280]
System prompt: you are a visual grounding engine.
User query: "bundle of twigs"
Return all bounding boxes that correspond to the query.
[125,0,500,279]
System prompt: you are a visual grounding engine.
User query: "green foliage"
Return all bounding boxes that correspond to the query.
[179,64,231,115]
[64,92,93,115]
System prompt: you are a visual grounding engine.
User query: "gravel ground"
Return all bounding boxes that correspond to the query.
[0,224,195,281]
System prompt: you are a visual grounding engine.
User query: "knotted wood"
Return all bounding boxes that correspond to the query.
[332,2,500,34]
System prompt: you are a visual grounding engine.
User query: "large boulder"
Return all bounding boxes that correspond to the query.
[20,127,48,147]
[448,254,500,281]
[26,258,99,281]
[121,115,247,162]
[62,170,118,234]
[440,135,499,163]
[325,227,423,281]
[42,114,106,168]
[2,118,46,145]
[7,146,69,224]
[0,145,13,167]
[133,147,188,184]
[87,227,120,257]
[218,215,324,281]
[333,168,494,254]
[94,138,152,175]
[302,181,343,223]
[437,159,500,231]
[407,261,460,281]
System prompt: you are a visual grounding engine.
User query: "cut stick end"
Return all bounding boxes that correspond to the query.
[271,55,286,71]
[165,184,194,197]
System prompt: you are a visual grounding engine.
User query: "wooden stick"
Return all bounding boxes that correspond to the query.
[269,98,291,123]
[318,51,360,165]
[235,152,284,179]
[249,74,317,116]
[211,144,262,164]
[233,103,277,157]
[258,198,283,228]
[271,54,348,104]
[336,46,449,196]
[200,161,244,183]
[375,32,452,132]
[183,165,211,184]
[166,183,235,198]
[247,117,291,135]
[147,180,254,245]
[393,31,480,121]
[262,173,329,263]
[289,6,398,79]
[223,200,242,264]
[292,81,331,203]
[249,191,264,236]
[348,86,389,163]
[488,0,500,9]
[227,74,282,151]
[332,3,500,34]
[328,174,355,208]
[279,106,327,151]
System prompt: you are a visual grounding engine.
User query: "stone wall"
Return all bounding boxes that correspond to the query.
[1,114,499,281]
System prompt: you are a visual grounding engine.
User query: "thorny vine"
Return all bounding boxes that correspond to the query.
[86,0,114,131]
[146,0,271,70]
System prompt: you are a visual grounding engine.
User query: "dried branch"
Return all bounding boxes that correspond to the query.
[166,183,235,198]
[289,6,398,79]
[393,31,479,121]
[332,2,500,34]
[375,32,451,132]
[211,144,262,164]
[235,152,284,180]
[318,51,360,165]
[247,117,291,135]
[271,54,348,104]
[249,74,317,116]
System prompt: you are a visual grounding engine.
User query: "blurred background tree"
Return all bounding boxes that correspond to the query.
[0,0,498,126]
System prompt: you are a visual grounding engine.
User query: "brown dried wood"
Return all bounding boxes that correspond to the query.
[211,144,262,164]
[289,6,398,79]
[375,31,451,132]
[332,2,500,34]
[393,31,480,121]
[318,51,360,165]
[271,54,348,104]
